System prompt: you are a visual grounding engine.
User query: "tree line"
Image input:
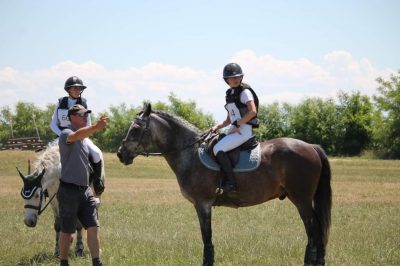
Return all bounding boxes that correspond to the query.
[1,71,399,158]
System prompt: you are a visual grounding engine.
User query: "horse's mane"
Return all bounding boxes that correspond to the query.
[33,144,60,172]
[152,111,202,134]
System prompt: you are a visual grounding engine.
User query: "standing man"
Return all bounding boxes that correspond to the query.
[58,104,108,266]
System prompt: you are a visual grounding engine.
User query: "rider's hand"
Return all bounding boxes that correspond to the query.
[230,126,241,135]
[209,125,218,132]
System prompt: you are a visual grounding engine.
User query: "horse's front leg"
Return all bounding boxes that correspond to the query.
[195,202,214,266]
[75,222,84,256]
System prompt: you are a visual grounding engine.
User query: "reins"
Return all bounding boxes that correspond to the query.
[124,113,214,157]
[39,191,57,215]
[140,131,212,156]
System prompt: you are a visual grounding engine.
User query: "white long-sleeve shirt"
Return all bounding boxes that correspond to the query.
[50,97,92,136]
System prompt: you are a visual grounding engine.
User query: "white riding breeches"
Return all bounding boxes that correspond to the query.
[213,124,253,156]
[84,138,103,163]
[51,137,103,163]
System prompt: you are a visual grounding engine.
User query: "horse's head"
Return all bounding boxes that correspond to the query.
[17,167,46,227]
[117,103,153,165]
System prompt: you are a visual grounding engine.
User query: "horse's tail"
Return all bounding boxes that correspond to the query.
[313,145,332,248]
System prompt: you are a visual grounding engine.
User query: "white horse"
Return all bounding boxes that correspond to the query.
[18,144,90,256]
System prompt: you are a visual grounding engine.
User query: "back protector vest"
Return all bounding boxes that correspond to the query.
[225,84,259,128]
[57,97,87,130]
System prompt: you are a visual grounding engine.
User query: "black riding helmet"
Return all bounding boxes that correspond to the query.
[64,76,87,92]
[223,63,244,79]
[223,63,244,86]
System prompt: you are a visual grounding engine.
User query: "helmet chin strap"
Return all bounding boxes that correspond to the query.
[224,77,243,87]
[67,90,83,100]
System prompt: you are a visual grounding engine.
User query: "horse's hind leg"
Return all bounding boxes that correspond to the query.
[297,203,323,266]
[75,222,84,256]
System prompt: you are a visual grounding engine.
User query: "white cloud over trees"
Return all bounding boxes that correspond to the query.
[0,50,394,119]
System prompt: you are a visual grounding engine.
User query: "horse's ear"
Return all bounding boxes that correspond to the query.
[16,167,25,181]
[143,103,152,117]
[37,168,46,182]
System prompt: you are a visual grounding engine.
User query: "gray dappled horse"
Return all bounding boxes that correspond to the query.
[17,144,85,257]
[117,103,332,266]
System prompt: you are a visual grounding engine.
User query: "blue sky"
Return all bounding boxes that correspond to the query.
[1,0,399,119]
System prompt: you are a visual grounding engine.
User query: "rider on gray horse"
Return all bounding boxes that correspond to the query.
[210,63,259,194]
[50,76,105,196]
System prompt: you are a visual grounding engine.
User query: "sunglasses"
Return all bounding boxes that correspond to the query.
[73,113,88,117]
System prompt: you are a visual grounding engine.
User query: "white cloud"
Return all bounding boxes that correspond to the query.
[0,50,395,120]
[232,49,393,105]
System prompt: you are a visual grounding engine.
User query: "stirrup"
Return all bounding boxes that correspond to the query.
[215,184,237,195]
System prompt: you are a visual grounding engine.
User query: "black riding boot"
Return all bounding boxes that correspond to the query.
[90,160,105,196]
[216,151,237,193]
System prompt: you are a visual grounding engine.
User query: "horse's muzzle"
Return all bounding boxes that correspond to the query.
[117,146,134,165]
[24,217,37,227]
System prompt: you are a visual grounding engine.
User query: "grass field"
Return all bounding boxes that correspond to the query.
[0,150,399,265]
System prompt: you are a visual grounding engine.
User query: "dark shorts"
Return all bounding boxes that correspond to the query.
[57,181,99,233]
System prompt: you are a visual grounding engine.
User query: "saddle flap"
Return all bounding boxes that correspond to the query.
[198,142,261,173]
[240,136,259,150]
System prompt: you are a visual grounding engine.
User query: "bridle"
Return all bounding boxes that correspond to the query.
[22,186,56,216]
[123,113,212,157]
[122,115,152,156]
[19,168,57,216]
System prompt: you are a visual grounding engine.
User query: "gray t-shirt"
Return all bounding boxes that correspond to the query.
[59,129,90,186]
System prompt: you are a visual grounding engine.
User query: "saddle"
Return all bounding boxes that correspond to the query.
[198,133,261,172]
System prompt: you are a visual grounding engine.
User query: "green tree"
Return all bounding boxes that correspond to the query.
[254,102,293,141]
[11,102,54,143]
[336,91,373,155]
[91,103,140,152]
[289,98,339,154]
[0,106,14,147]
[165,93,215,131]
[373,71,400,158]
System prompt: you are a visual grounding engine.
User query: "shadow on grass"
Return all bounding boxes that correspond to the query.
[17,252,57,266]
[17,250,89,266]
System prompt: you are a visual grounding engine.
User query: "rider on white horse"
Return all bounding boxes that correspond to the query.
[50,76,105,196]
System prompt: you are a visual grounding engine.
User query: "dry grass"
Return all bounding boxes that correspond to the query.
[0,150,399,265]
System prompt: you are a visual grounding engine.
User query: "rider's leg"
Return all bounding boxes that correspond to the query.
[85,139,105,196]
[215,150,237,192]
[213,125,252,193]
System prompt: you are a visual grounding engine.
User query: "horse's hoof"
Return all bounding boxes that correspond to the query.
[75,243,84,256]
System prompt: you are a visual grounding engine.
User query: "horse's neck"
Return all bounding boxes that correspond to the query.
[151,113,200,148]
[37,145,60,196]
[42,169,60,196]
[151,113,200,179]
